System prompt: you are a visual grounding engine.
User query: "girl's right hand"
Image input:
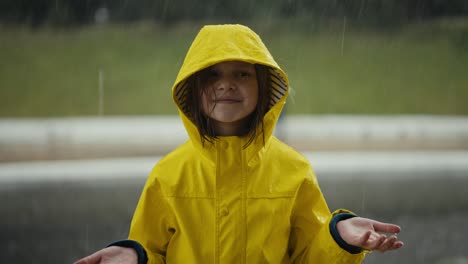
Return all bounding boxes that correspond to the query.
[73,246,137,264]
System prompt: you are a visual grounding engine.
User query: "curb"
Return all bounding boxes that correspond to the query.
[1,115,468,162]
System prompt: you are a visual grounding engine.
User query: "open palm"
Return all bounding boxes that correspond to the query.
[337,217,404,252]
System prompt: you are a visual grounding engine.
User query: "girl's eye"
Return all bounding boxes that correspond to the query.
[208,70,219,77]
[204,70,219,82]
[237,71,251,79]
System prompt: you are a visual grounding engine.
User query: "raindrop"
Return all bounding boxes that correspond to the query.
[98,68,104,116]
[341,16,347,55]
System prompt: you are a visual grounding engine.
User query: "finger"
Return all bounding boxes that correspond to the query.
[362,232,385,250]
[359,230,372,246]
[381,240,404,253]
[372,221,401,234]
[73,251,102,264]
[376,235,397,253]
[389,240,405,251]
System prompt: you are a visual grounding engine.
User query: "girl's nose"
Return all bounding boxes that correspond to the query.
[215,77,235,91]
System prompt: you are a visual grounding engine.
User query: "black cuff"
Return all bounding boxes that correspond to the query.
[107,240,148,264]
[329,213,363,254]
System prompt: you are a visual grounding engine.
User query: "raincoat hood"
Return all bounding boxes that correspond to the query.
[172,24,289,160]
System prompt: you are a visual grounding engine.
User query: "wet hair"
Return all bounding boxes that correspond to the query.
[185,63,271,148]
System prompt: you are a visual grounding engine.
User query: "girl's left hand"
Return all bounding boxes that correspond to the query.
[336,217,404,253]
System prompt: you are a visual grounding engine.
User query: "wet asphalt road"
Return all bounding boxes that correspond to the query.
[2,178,468,264]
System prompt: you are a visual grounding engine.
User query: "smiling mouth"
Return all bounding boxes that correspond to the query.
[215,98,241,103]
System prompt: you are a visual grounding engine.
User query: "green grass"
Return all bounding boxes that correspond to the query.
[1,20,467,117]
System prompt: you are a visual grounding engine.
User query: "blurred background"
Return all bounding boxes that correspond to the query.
[1,0,468,263]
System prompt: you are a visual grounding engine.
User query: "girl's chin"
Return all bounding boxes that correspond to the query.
[209,113,251,124]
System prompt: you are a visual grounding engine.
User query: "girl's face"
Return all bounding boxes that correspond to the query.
[201,61,259,136]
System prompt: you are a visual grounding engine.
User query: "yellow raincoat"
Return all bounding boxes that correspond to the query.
[128,24,367,263]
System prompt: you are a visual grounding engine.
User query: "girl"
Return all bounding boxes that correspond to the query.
[75,24,403,264]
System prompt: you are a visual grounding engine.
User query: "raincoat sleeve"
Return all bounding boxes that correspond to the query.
[128,175,176,264]
[288,173,366,263]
